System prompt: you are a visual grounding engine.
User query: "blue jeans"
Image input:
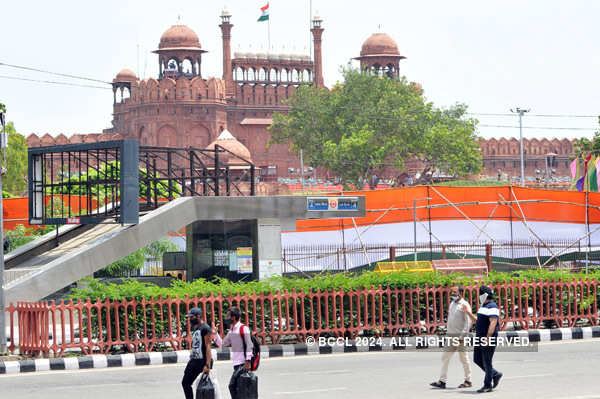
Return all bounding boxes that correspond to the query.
[473,345,500,388]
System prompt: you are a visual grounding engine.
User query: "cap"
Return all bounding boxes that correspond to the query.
[186,307,203,317]
[479,285,494,299]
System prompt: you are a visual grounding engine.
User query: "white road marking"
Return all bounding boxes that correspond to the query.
[274,387,348,395]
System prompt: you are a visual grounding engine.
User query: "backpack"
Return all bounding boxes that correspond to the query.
[240,324,261,371]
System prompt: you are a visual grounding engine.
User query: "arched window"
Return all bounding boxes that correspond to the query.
[303,69,310,82]
[291,69,299,81]
[248,68,256,81]
[182,59,193,76]
[259,68,267,81]
[166,58,179,72]
[270,68,278,82]
[235,67,244,81]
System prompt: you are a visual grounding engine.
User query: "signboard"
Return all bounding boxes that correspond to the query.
[66,217,81,224]
[237,247,253,274]
[213,250,229,267]
[307,197,359,211]
[259,260,282,280]
[228,250,238,272]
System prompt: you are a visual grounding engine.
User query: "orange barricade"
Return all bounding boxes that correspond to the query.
[5,279,598,356]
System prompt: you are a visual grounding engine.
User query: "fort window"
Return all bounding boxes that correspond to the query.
[183,59,194,76]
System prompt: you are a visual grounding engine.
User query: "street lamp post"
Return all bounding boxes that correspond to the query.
[511,107,530,187]
[413,197,432,262]
[0,109,6,354]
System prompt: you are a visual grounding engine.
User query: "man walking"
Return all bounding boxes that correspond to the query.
[473,285,503,393]
[430,285,474,389]
[181,307,214,399]
[213,306,254,399]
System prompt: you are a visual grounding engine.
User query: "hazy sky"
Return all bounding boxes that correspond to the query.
[1,0,599,139]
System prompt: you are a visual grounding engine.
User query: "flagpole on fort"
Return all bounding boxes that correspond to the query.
[268,11,271,52]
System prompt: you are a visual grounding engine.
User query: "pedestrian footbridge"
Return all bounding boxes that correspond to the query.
[3,196,364,303]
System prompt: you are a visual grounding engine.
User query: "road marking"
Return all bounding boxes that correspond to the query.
[278,369,351,376]
[274,387,348,395]
[503,373,554,379]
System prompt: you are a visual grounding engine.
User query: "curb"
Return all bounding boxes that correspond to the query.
[2,326,600,375]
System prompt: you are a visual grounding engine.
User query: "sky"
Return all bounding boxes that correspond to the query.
[1,0,600,140]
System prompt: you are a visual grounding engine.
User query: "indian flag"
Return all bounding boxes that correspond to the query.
[258,3,269,22]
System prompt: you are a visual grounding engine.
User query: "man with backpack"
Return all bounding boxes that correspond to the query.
[213,306,258,399]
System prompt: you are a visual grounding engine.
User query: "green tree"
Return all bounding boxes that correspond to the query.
[2,121,28,195]
[95,238,179,277]
[144,239,179,261]
[269,67,481,188]
[573,118,600,158]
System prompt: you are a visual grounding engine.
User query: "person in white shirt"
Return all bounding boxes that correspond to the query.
[430,285,476,389]
[213,306,253,399]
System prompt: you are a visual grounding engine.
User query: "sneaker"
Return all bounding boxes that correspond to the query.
[493,373,503,388]
[476,387,493,393]
[430,381,446,389]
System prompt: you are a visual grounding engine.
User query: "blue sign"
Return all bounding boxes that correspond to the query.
[307,197,359,211]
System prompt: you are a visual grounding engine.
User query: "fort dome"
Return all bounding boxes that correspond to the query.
[158,24,202,50]
[360,33,400,57]
[205,129,252,165]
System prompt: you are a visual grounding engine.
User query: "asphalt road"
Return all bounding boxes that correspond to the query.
[1,340,600,399]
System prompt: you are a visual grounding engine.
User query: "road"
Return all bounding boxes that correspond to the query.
[1,340,599,399]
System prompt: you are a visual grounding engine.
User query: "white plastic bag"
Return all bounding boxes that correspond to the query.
[210,370,222,399]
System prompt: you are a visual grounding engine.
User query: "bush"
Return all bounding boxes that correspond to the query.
[70,269,600,301]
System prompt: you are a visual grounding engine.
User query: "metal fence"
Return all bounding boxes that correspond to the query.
[282,240,600,273]
[7,279,598,355]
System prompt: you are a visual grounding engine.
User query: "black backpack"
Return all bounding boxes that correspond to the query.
[240,324,261,371]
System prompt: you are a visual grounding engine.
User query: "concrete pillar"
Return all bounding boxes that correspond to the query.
[256,218,282,280]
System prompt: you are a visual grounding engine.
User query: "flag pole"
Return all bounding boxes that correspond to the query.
[268,9,271,52]
[309,0,312,59]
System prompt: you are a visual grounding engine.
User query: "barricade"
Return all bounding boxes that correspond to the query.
[374,261,433,274]
[432,259,488,276]
[5,279,598,356]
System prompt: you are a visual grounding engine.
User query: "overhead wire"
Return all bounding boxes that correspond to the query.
[0,62,112,84]
[0,75,112,90]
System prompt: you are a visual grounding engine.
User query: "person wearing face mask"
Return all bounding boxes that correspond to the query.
[181,307,214,399]
[473,285,503,393]
[431,285,474,389]
[213,306,254,399]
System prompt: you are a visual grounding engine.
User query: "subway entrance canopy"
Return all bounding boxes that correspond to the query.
[12,140,365,301]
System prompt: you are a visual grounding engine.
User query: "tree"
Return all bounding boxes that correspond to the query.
[95,238,179,277]
[269,67,482,188]
[2,121,28,196]
[573,117,600,158]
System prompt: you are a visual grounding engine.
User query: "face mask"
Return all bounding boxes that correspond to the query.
[190,318,200,326]
[450,295,459,302]
[479,293,488,306]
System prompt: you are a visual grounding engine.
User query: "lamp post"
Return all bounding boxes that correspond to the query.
[510,107,530,187]
[413,197,432,262]
[0,108,6,354]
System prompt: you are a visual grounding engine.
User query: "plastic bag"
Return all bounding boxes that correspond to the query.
[236,371,258,399]
[196,373,215,399]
